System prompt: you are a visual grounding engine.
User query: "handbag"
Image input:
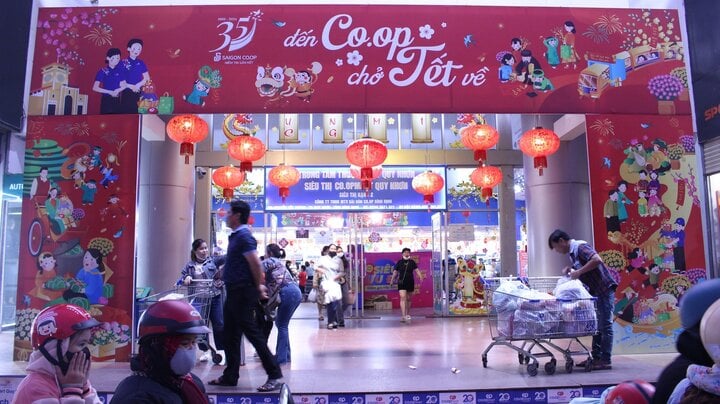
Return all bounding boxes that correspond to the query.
[343,289,356,305]
[307,288,317,303]
[158,92,174,114]
[262,287,282,320]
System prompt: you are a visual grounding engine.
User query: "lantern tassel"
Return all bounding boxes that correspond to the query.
[481,187,493,206]
[240,161,253,172]
[360,167,374,181]
[474,150,487,164]
[222,188,234,200]
[279,187,290,203]
[423,194,434,204]
[180,142,194,165]
[533,156,548,176]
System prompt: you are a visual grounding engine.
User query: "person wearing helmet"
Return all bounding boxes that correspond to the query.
[12,304,101,404]
[110,300,210,403]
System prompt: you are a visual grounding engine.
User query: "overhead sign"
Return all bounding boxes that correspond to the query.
[30,5,688,115]
[265,166,446,211]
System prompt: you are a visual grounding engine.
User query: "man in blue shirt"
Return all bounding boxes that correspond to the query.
[208,200,283,391]
[548,229,617,371]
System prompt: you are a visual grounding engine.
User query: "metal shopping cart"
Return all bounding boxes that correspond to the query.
[481,278,597,376]
[135,279,224,364]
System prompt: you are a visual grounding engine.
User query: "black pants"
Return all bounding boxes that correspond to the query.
[222,284,282,382]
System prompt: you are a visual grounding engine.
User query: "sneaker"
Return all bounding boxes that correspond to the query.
[327,323,337,329]
[591,360,612,370]
[400,316,406,323]
[199,351,211,362]
[405,315,412,322]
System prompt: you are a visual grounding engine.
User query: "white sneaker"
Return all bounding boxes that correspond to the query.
[199,351,211,362]
[405,315,412,322]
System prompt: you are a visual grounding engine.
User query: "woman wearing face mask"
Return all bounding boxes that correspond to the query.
[316,244,343,329]
[390,248,424,323]
[335,246,351,327]
[111,300,211,404]
[12,303,101,404]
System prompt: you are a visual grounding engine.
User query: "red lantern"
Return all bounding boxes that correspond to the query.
[350,164,382,192]
[227,135,266,172]
[412,171,444,204]
[460,123,499,164]
[345,138,388,187]
[518,127,560,176]
[166,115,209,164]
[471,165,503,205]
[212,166,245,200]
[268,164,301,202]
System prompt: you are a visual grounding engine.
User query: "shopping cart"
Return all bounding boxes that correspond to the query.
[481,279,597,376]
[135,279,223,364]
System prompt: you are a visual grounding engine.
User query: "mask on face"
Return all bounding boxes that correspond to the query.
[403,256,410,260]
[337,253,344,258]
[170,345,197,376]
[328,252,337,258]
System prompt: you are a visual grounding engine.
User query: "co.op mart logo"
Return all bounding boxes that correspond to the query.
[210,11,262,65]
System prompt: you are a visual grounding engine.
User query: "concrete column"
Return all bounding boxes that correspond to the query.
[136,137,195,294]
[495,114,518,277]
[524,118,592,277]
[193,169,212,246]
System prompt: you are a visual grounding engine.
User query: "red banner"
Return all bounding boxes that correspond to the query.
[30,5,688,115]
[586,114,704,349]
[364,251,433,309]
[14,115,139,361]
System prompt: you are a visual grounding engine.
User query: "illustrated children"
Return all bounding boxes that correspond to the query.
[637,190,648,217]
[616,180,633,223]
[647,185,663,217]
[543,36,560,69]
[81,179,98,205]
[93,48,127,114]
[29,166,52,202]
[100,194,128,238]
[29,252,63,302]
[561,20,578,69]
[183,65,223,107]
[120,38,151,113]
[531,69,554,92]
[498,53,514,83]
[76,248,106,305]
[604,189,620,233]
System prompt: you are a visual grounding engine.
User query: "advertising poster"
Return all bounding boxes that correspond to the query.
[14,115,139,361]
[364,251,432,309]
[586,114,705,354]
[30,6,686,115]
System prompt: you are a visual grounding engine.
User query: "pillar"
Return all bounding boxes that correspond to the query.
[136,136,195,294]
[524,116,592,277]
[495,114,518,277]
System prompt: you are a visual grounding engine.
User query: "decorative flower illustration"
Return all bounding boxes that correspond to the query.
[335,59,343,67]
[599,249,627,270]
[647,74,683,101]
[495,51,511,62]
[368,231,382,243]
[418,24,435,39]
[670,67,688,89]
[667,143,684,161]
[15,309,41,341]
[679,135,695,154]
[346,50,363,66]
[72,208,85,220]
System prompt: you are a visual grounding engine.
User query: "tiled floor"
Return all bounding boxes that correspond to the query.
[1,302,676,395]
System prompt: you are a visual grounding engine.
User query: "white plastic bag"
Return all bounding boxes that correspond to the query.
[321,279,342,304]
[307,288,317,303]
[554,277,593,300]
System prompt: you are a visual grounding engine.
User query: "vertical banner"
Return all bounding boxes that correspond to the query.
[15,115,139,361]
[363,251,432,309]
[367,114,388,143]
[278,113,300,144]
[411,114,433,144]
[586,114,705,354]
[322,113,344,144]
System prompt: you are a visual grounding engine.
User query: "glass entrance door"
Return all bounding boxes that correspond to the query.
[0,200,22,329]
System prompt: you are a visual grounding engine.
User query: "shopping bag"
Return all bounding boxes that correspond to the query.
[307,288,317,303]
[321,280,342,304]
[343,289,356,305]
[158,92,174,114]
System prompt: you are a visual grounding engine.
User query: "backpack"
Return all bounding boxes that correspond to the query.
[261,258,287,320]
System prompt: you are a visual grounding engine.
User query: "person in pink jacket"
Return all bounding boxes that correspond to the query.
[12,304,101,404]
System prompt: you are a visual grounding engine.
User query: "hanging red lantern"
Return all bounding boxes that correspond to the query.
[268,164,301,202]
[350,164,382,192]
[518,126,560,176]
[212,166,245,200]
[227,135,266,172]
[345,138,388,189]
[166,114,209,164]
[471,165,503,205]
[412,171,444,205]
[460,123,499,164]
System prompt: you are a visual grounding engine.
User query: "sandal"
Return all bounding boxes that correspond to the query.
[208,377,237,387]
[257,379,283,392]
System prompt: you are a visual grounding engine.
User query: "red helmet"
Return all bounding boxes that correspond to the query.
[604,380,655,404]
[31,304,100,349]
[138,300,210,340]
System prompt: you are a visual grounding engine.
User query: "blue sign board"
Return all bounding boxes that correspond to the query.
[265,166,446,212]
